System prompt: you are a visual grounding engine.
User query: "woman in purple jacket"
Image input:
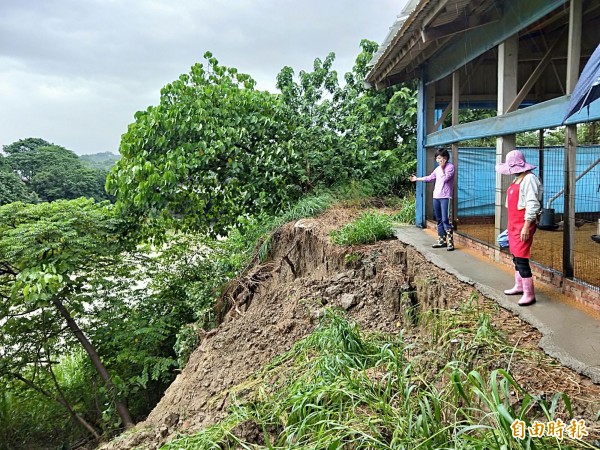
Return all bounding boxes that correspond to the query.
[409,148,455,251]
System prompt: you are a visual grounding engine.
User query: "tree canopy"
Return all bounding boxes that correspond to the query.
[108,42,417,239]
[2,137,53,155]
[107,51,287,238]
[1,141,111,203]
[0,199,210,445]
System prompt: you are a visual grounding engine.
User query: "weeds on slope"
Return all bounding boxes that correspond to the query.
[162,299,592,450]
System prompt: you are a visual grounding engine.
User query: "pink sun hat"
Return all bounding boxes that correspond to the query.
[495,150,537,175]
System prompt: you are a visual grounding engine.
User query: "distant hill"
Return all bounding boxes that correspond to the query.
[79,152,120,171]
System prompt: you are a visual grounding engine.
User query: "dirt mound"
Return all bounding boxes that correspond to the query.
[101,208,600,449]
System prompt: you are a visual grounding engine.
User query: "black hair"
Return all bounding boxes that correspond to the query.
[434,148,450,159]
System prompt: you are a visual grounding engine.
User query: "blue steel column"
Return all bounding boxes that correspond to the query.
[415,74,427,228]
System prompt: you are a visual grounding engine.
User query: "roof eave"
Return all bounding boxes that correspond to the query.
[365,0,434,87]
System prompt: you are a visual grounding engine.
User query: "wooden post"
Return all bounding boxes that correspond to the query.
[563,0,582,278]
[452,70,460,229]
[495,35,518,256]
[416,74,427,228]
[425,81,437,224]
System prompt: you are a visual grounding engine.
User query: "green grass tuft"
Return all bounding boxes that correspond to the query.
[330,211,394,246]
[390,192,416,225]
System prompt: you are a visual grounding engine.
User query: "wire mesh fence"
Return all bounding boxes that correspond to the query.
[431,146,600,288]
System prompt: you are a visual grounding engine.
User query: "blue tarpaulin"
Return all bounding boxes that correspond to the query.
[563,43,600,121]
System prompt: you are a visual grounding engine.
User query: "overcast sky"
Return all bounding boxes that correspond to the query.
[0,0,404,155]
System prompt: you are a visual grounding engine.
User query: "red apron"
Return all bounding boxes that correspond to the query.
[507,179,536,258]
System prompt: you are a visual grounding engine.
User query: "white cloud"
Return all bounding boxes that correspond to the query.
[0,0,403,154]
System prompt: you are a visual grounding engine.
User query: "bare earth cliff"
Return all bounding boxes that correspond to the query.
[101,208,600,449]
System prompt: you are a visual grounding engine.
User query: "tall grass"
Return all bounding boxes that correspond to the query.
[330,211,394,246]
[391,192,416,225]
[161,304,591,450]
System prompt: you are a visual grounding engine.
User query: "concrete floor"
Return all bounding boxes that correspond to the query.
[394,225,600,384]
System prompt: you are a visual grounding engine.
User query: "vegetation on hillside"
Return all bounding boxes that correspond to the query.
[330,211,394,245]
[79,152,121,171]
[4,32,597,448]
[0,39,418,449]
[162,307,591,450]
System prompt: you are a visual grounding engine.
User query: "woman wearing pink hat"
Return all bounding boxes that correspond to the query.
[496,150,543,306]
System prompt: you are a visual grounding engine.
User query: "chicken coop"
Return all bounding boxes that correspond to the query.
[366,0,600,300]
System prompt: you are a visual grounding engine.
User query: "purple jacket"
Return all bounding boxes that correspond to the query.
[421,162,455,198]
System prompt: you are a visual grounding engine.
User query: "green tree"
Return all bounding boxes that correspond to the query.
[0,170,37,205]
[107,51,287,238]
[0,204,221,447]
[275,39,417,194]
[0,355,97,449]
[7,144,78,183]
[338,39,418,154]
[79,235,210,420]
[6,143,110,201]
[0,199,134,435]
[2,137,53,155]
[32,164,108,202]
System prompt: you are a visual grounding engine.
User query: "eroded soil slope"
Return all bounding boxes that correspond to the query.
[101,208,600,449]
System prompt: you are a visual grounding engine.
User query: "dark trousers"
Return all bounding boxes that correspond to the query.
[513,256,532,278]
[433,198,451,237]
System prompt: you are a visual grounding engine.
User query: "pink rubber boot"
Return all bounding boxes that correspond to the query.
[504,272,523,295]
[518,277,536,306]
